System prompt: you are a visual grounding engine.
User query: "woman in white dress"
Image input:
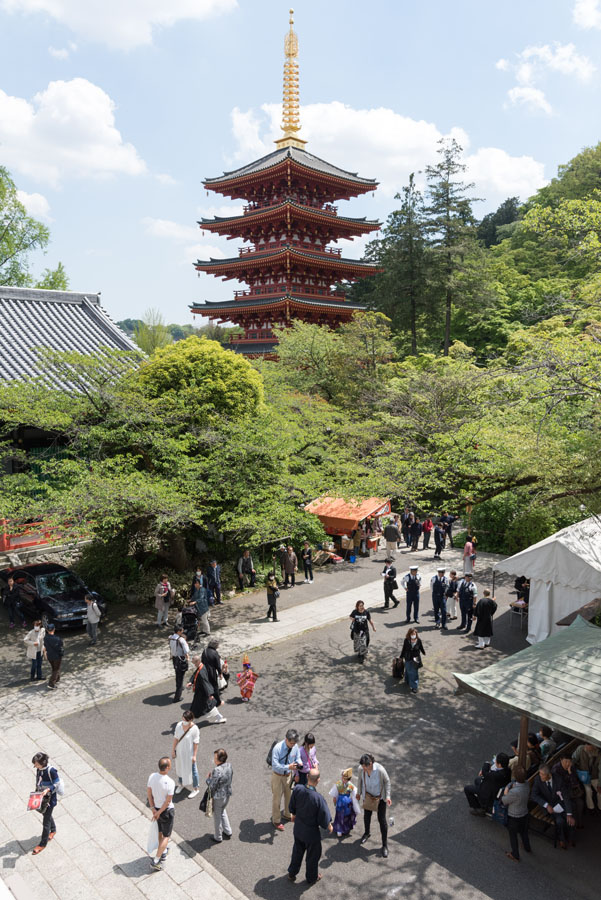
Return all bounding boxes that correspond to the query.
[171,710,200,798]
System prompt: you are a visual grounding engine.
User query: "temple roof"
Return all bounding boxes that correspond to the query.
[199,201,379,231]
[191,295,366,312]
[0,285,139,388]
[204,146,377,189]
[195,246,376,270]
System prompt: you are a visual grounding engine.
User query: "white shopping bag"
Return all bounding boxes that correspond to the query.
[147,819,159,856]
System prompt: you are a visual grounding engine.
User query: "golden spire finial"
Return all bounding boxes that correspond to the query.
[275,7,306,150]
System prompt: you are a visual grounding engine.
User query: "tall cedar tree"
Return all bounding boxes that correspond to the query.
[425,138,479,355]
[362,174,428,354]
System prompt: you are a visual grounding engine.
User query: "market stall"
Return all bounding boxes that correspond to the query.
[305,496,391,557]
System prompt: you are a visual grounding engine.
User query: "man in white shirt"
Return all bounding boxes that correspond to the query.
[147,758,175,871]
[169,625,189,703]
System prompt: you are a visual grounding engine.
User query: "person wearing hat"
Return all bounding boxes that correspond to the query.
[457,573,478,631]
[430,567,449,630]
[381,558,399,609]
[401,566,421,624]
[329,768,360,837]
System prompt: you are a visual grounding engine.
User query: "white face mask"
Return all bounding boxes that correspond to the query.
[34,626,40,632]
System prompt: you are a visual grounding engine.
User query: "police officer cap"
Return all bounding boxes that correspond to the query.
[410,565,419,570]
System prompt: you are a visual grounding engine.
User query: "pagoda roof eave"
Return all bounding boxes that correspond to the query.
[198,201,380,233]
[194,247,377,272]
[203,146,377,192]
[190,295,367,313]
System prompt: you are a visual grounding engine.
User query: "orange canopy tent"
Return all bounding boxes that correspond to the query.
[305,496,391,536]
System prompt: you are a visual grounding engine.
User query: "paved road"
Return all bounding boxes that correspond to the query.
[57,589,598,900]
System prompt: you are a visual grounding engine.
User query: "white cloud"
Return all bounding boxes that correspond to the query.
[48,46,69,60]
[197,203,244,219]
[227,101,546,204]
[507,86,553,115]
[0,78,146,186]
[497,41,595,115]
[16,189,51,219]
[142,216,227,265]
[155,173,178,186]
[573,0,601,28]
[0,0,238,50]
[464,147,546,197]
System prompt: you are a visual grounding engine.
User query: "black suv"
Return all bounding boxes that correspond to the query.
[1,563,106,630]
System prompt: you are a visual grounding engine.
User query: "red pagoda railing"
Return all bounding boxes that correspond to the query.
[0,518,60,552]
[243,200,338,215]
[233,286,346,300]
[237,243,343,257]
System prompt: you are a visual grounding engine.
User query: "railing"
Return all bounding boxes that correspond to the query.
[228,333,275,343]
[0,518,59,552]
[233,286,347,300]
[237,242,344,257]
[242,199,338,215]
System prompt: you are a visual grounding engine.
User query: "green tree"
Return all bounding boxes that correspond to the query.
[361,174,429,354]
[0,166,67,287]
[477,197,521,248]
[425,138,480,355]
[133,308,172,354]
[531,141,601,208]
[135,335,264,419]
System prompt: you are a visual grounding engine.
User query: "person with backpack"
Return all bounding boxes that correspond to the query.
[270,728,302,831]
[169,625,189,704]
[31,752,61,854]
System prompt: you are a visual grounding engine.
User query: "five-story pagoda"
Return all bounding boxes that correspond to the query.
[191,10,380,356]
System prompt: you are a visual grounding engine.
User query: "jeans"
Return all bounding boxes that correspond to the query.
[39,805,56,846]
[363,799,388,846]
[406,592,420,622]
[30,652,42,679]
[303,562,313,581]
[86,621,98,644]
[207,585,221,606]
[507,814,531,859]
[433,595,447,627]
[179,762,199,789]
[212,796,232,840]
[288,835,322,883]
[404,659,419,691]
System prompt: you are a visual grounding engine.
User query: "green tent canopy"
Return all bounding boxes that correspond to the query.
[453,617,601,745]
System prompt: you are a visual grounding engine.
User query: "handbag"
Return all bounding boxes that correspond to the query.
[27,792,45,812]
[199,788,209,812]
[217,673,227,691]
[392,579,399,590]
[204,788,213,818]
[363,791,380,812]
[491,796,508,825]
[392,657,405,679]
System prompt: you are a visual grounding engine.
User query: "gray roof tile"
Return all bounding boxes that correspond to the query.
[204,147,377,187]
[0,286,140,388]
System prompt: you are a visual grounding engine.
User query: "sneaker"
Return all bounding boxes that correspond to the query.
[222,832,232,840]
[304,578,309,583]
[47,684,56,690]
[174,785,182,794]
[151,861,162,871]
[188,789,199,799]
[160,848,169,861]
[215,717,227,724]
[210,836,223,843]
[275,823,285,831]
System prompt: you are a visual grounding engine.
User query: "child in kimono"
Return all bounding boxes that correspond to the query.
[236,653,259,702]
[329,767,360,836]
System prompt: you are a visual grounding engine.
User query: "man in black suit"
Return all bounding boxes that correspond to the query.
[382,558,399,609]
[531,765,575,848]
[464,752,511,815]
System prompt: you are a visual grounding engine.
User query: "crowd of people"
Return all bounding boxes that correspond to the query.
[464,731,601,861]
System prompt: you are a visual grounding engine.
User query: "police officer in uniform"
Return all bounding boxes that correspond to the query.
[287,769,332,885]
[402,565,421,624]
[457,573,477,631]
[430,567,449,630]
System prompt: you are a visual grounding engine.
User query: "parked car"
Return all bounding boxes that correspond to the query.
[0,563,106,630]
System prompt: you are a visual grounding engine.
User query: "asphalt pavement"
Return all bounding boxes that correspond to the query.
[56,584,599,900]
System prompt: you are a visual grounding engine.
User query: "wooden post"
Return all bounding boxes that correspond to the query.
[518,714,529,768]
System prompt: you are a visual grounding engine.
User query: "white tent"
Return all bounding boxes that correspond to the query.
[494,516,601,644]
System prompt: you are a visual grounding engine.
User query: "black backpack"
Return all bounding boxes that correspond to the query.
[266,739,291,768]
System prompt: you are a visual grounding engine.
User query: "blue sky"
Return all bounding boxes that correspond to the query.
[0,0,600,324]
